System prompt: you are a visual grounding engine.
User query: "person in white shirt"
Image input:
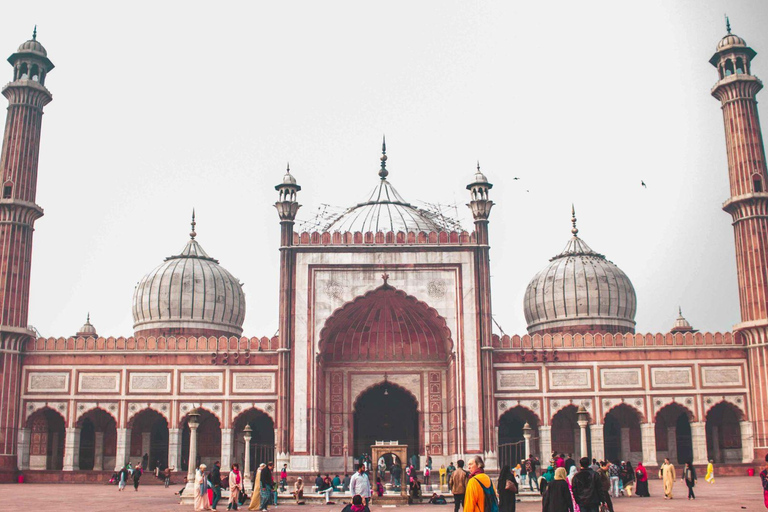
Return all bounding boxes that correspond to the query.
[349,464,372,505]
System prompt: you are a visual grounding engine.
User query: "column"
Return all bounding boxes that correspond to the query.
[94,432,105,470]
[740,421,755,463]
[522,428,532,459]
[640,423,658,466]
[168,428,181,470]
[539,426,552,460]
[690,422,708,465]
[577,420,589,460]
[589,425,604,461]
[620,427,631,461]
[62,427,81,471]
[667,426,677,464]
[114,428,131,471]
[185,423,199,493]
[243,428,253,491]
[220,428,233,469]
[16,427,30,471]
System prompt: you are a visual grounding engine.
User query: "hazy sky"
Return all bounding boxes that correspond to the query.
[3,0,766,338]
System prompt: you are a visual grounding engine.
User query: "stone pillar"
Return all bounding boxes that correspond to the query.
[141,431,151,466]
[589,425,604,461]
[185,422,200,494]
[221,428,233,470]
[17,427,30,471]
[640,423,658,466]
[94,432,105,470]
[690,422,708,465]
[115,428,131,471]
[522,428,532,459]
[539,426,552,460]
[667,426,677,464]
[577,422,588,460]
[62,427,81,471]
[620,427,631,461]
[168,428,181,470]
[243,427,253,491]
[740,421,755,463]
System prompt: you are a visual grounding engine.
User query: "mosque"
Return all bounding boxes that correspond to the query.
[0,23,766,483]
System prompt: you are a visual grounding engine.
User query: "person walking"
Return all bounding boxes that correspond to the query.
[424,465,431,487]
[258,462,274,511]
[683,462,697,500]
[759,455,768,509]
[705,459,715,484]
[621,461,635,497]
[659,458,676,499]
[572,457,602,512]
[133,464,143,491]
[446,461,455,485]
[228,463,243,510]
[542,467,574,512]
[164,466,174,488]
[608,461,620,498]
[118,464,129,491]
[634,462,650,497]
[597,461,614,512]
[195,464,212,511]
[525,456,539,492]
[350,464,372,505]
[449,459,469,512]
[279,464,288,492]
[248,464,266,511]
[210,461,222,511]
[497,465,518,512]
[564,454,575,474]
[463,456,494,512]
[519,460,527,488]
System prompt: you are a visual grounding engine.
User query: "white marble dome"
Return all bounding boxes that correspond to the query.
[523,225,636,335]
[132,233,245,337]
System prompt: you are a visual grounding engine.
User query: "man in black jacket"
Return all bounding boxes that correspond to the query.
[571,457,602,512]
[211,461,222,511]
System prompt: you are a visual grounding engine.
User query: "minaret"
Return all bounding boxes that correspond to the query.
[711,19,765,458]
[466,163,496,466]
[0,29,54,479]
[274,164,300,467]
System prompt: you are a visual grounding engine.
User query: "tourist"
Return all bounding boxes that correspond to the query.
[542,467,573,512]
[571,457,602,512]
[211,461,222,511]
[376,476,384,496]
[248,463,266,511]
[260,461,274,511]
[566,465,578,511]
[164,466,174,488]
[597,461,614,512]
[555,454,565,469]
[659,457,676,499]
[195,464,212,511]
[279,464,288,492]
[228,463,243,510]
[634,462,650,497]
[424,465,431,486]
[410,475,422,503]
[133,463,143,491]
[317,474,334,504]
[621,461,635,497]
[463,456,493,512]
[332,474,341,490]
[682,461,697,500]
[391,464,401,489]
[440,464,447,487]
[608,461,620,498]
[350,464,372,505]
[142,452,149,471]
[497,464,518,512]
[564,454,575,474]
[291,477,304,505]
[759,454,768,509]
[518,460,526,488]
[525,456,539,492]
[449,459,469,512]
[118,464,129,491]
[446,461,455,484]
[340,494,370,512]
[342,473,351,492]
[705,459,715,484]
[540,464,555,496]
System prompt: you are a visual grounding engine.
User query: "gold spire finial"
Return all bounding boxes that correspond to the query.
[571,204,578,237]
[190,209,197,240]
[379,135,388,179]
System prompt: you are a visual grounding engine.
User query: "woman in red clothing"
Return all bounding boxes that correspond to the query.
[635,462,650,497]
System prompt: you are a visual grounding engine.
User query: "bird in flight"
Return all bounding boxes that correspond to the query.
[641,180,647,188]
[513,177,520,180]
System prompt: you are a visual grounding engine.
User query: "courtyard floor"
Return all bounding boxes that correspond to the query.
[2,476,764,511]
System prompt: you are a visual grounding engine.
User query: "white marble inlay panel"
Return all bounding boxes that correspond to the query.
[496,370,539,390]
[28,372,69,392]
[180,372,223,393]
[549,369,590,390]
[233,373,275,393]
[78,372,120,393]
[600,368,642,389]
[701,366,743,386]
[651,367,693,388]
[129,373,171,393]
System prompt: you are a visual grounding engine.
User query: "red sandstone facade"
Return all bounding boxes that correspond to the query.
[0,25,763,483]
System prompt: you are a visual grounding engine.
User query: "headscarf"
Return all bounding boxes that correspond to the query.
[567,465,578,483]
[554,467,567,481]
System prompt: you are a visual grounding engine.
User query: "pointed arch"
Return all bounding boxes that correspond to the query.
[76,405,118,426]
[319,283,453,362]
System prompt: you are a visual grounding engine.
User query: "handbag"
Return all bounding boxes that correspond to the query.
[504,478,517,493]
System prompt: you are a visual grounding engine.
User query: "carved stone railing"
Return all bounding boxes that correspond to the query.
[25,336,279,352]
[492,331,740,350]
[292,230,476,246]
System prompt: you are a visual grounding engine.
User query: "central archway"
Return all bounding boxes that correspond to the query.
[354,383,419,461]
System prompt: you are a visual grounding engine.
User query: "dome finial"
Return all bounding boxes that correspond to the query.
[286,162,290,174]
[678,305,682,316]
[477,161,480,172]
[725,14,731,34]
[379,135,388,179]
[32,25,37,41]
[87,312,90,323]
[571,204,579,237]
[190,209,197,240]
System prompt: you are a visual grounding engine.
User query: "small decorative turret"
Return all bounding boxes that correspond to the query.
[670,307,696,334]
[76,313,98,338]
[275,163,301,223]
[466,162,494,223]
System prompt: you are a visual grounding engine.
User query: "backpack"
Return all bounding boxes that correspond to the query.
[473,477,499,512]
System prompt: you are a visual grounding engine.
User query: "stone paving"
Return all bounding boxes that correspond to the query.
[1,476,765,511]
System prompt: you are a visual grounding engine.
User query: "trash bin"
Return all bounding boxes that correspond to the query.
[748,468,755,476]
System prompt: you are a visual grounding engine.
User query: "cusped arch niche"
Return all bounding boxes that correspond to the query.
[319,282,454,362]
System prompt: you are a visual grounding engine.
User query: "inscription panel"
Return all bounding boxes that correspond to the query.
[496,370,539,391]
[181,372,223,393]
[78,372,120,393]
[28,372,69,392]
[549,369,591,390]
[600,368,642,389]
[701,366,743,387]
[232,373,275,393]
[129,373,171,393]
[651,367,693,388]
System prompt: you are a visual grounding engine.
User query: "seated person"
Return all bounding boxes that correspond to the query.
[428,493,447,504]
[292,477,305,504]
[341,494,370,512]
[317,473,334,504]
[375,477,384,497]
[410,476,422,503]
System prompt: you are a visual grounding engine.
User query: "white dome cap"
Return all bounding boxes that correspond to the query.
[523,208,637,335]
[132,214,245,337]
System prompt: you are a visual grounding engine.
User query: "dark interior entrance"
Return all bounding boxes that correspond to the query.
[354,383,419,461]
